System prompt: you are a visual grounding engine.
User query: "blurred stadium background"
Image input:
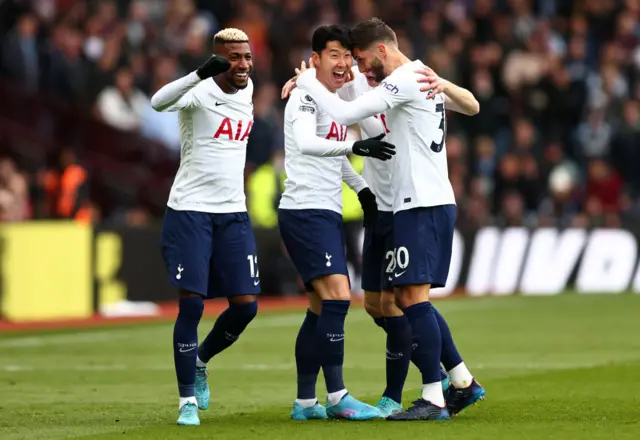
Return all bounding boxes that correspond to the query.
[0,1,639,438]
[1,0,639,320]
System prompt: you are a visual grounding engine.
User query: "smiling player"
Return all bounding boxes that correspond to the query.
[295,18,485,421]
[151,28,260,427]
[282,56,480,418]
[279,24,395,421]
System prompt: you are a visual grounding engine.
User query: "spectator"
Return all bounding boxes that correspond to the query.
[1,13,40,93]
[96,67,149,132]
[0,0,637,230]
[574,108,613,162]
[586,158,624,215]
[611,100,640,195]
[0,157,29,221]
[246,82,282,172]
[140,56,181,153]
[46,26,88,102]
[538,165,581,228]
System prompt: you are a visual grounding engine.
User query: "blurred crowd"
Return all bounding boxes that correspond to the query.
[0,0,639,229]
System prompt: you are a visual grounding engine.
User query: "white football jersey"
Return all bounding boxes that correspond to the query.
[279,87,367,214]
[296,60,455,213]
[377,60,455,212]
[151,72,254,213]
[338,68,393,212]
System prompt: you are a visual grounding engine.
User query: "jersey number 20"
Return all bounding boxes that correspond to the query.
[430,103,447,153]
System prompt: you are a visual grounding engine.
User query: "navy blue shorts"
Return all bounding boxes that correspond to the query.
[361,211,394,292]
[391,205,456,288]
[160,207,261,298]
[278,208,348,291]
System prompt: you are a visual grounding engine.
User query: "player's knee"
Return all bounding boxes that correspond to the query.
[363,291,382,318]
[321,290,350,301]
[177,294,204,321]
[229,294,258,305]
[320,287,350,301]
[306,292,322,315]
[179,289,203,299]
[229,298,259,321]
[380,291,402,316]
[396,284,431,309]
[312,274,351,301]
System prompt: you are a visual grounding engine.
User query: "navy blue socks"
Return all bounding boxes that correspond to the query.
[295,309,320,399]
[403,301,442,385]
[173,296,204,397]
[373,317,386,330]
[197,300,258,363]
[434,307,463,371]
[382,315,413,403]
[315,300,350,393]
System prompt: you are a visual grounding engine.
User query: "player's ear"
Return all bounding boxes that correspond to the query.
[376,44,387,58]
[311,51,321,68]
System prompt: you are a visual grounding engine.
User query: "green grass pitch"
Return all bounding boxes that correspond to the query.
[1,294,640,439]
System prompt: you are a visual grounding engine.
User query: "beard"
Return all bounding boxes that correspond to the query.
[371,58,386,82]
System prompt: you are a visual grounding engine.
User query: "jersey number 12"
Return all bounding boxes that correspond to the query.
[430,103,447,153]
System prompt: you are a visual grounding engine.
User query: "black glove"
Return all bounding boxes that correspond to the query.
[352,133,396,161]
[357,187,378,228]
[196,55,231,80]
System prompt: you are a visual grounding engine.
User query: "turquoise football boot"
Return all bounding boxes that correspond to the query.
[326,393,382,420]
[195,365,210,410]
[177,402,200,426]
[375,396,402,417]
[290,401,328,420]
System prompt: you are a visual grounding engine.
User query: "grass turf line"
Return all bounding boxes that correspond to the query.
[1,294,639,439]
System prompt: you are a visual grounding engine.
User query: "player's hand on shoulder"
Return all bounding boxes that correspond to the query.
[281,76,297,99]
[357,187,378,228]
[282,58,316,99]
[294,58,312,76]
[415,66,451,100]
[196,55,231,80]
[346,68,355,83]
[352,133,396,161]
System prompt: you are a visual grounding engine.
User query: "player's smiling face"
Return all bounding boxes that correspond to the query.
[353,47,385,87]
[220,42,253,90]
[313,40,353,92]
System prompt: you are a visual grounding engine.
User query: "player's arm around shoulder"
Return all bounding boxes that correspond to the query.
[414,66,479,116]
[441,83,480,116]
[297,68,388,126]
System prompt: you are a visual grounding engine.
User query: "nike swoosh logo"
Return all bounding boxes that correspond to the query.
[179,347,196,353]
[253,280,260,286]
[329,337,344,342]
[360,148,369,153]
[394,271,406,277]
[215,102,225,106]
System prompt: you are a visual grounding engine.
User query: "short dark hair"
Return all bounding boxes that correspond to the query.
[351,18,397,50]
[311,25,353,54]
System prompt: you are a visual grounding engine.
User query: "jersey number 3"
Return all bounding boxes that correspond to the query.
[430,103,446,153]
